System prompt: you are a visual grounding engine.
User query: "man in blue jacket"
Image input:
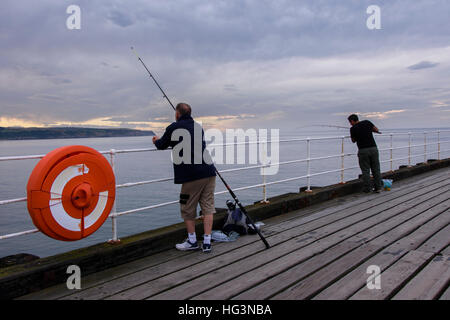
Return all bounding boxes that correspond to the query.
[153,103,216,253]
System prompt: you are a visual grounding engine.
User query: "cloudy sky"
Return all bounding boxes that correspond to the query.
[1,0,449,132]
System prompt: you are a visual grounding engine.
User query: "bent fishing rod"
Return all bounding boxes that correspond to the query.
[131,47,270,249]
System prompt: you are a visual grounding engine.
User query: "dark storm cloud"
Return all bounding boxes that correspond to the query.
[407,61,440,70]
[107,10,134,28]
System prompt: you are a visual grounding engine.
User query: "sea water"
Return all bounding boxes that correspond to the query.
[0,128,449,258]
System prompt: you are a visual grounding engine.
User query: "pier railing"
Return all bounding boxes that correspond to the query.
[1,129,450,242]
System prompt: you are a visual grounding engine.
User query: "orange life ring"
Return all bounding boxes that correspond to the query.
[27,146,116,241]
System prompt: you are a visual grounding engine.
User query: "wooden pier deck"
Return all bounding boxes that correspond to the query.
[20,167,450,300]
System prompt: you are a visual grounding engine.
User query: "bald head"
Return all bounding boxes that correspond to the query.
[176,103,191,117]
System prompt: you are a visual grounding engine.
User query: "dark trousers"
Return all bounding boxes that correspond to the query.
[358,147,382,192]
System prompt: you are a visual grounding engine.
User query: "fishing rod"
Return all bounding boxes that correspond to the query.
[131,47,270,249]
[317,124,349,130]
[298,124,349,130]
[131,47,176,111]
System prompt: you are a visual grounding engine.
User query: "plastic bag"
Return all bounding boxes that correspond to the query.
[211,230,240,242]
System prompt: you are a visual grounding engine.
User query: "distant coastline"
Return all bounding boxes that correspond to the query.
[0,127,155,140]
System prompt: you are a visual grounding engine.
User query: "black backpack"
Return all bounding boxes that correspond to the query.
[222,200,258,235]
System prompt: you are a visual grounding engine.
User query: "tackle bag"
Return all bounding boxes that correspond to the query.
[222,200,258,235]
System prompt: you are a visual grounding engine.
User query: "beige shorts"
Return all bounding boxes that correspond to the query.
[179,176,216,220]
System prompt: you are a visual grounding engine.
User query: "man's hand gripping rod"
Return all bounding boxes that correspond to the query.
[131,47,270,249]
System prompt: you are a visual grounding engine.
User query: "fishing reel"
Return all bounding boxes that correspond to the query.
[226,199,237,211]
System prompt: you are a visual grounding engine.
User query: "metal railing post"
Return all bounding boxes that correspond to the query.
[424,132,427,163]
[260,141,269,203]
[437,130,441,160]
[390,133,393,171]
[408,132,412,167]
[340,136,345,184]
[108,149,120,244]
[306,138,312,192]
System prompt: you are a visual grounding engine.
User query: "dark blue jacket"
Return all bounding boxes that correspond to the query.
[154,114,216,184]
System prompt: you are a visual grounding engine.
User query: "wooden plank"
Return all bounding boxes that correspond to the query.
[349,250,434,300]
[392,254,450,300]
[20,194,345,299]
[232,244,379,301]
[17,247,194,300]
[266,173,449,235]
[261,180,449,259]
[268,176,449,235]
[439,285,450,300]
[313,209,450,299]
[134,182,446,298]
[19,169,449,300]
[26,193,364,300]
[44,172,442,298]
[253,169,447,233]
[60,234,261,300]
[248,168,448,233]
[269,170,447,227]
[260,202,449,300]
[56,192,363,299]
[231,200,450,300]
[264,191,364,225]
[59,173,446,300]
[392,167,450,187]
[350,198,449,246]
[416,224,450,254]
[145,191,449,300]
[201,194,449,300]
[270,244,381,300]
[66,172,442,298]
[389,167,449,186]
[16,175,346,299]
[206,240,363,300]
[65,179,447,299]
[440,245,450,256]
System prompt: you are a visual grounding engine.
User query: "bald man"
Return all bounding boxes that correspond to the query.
[153,103,216,253]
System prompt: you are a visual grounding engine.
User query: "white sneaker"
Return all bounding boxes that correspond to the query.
[175,239,199,251]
